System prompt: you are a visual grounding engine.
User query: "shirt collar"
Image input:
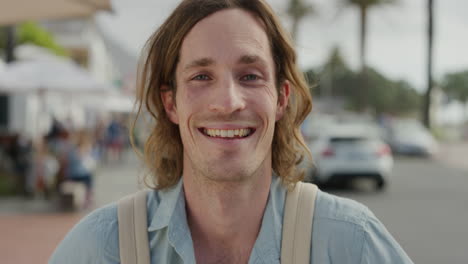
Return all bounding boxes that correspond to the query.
[248,175,285,264]
[146,175,286,264]
[148,179,183,232]
[148,178,196,263]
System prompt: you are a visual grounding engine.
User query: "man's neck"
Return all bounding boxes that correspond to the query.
[183,168,271,264]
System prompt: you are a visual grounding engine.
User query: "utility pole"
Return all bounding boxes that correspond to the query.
[423,0,434,128]
[1,26,15,130]
[5,26,16,62]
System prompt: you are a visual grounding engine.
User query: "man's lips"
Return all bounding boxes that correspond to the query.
[198,127,256,139]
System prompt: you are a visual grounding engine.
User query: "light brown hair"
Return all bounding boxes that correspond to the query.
[132,0,312,190]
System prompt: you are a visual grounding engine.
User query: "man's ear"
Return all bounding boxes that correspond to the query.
[276,80,290,121]
[160,85,179,124]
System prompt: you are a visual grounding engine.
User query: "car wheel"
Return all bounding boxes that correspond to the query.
[376,178,386,191]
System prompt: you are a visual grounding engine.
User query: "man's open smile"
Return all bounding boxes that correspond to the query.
[198,127,256,139]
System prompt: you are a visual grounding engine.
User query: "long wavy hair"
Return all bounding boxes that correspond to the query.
[132,0,313,190]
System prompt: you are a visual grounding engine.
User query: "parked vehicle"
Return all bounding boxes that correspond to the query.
[302,113,338,144]
[307,124,393,190]
[384,118,438,157]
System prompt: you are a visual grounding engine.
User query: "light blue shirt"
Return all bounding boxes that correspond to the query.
[50,176,413,263]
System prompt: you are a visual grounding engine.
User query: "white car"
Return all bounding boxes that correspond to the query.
[384,119,438,157]
[307,124,393,190]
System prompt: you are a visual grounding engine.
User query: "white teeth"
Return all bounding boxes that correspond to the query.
[203,128,251,138]
[239,129,248,137]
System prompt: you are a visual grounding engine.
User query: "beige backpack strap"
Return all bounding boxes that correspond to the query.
[117,190,151,264]
[281,182,318,264]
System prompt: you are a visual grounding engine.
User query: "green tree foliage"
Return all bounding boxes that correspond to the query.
[287,0,314,42]
[318,47,353,97]
[305,47,421,115]
[342,0,396,71]
[0,22,67,57]
[441,70,468,103]
[364,69,421,114]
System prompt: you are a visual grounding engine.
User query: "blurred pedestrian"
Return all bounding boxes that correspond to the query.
[105,117,124,161]
[31,138,59,198]
[64,131,96,208]
[46,121,72,190]
[8,134,33,196]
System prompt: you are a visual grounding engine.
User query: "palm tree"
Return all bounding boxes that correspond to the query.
[422,0,434,128]
[287,0,314,42]
[321,46,349,98]
[343,0,396,72]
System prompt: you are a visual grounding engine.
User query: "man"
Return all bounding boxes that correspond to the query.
[50,0,413,263]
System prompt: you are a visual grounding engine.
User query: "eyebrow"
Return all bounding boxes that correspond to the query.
[183,58,215,71]
[238,55,267,67]
[183,55,268,72]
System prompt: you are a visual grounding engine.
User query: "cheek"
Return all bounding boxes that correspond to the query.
[258,86,279,117]
[262,83,278,100]
[176,92,200,133]
[178,84,209,107]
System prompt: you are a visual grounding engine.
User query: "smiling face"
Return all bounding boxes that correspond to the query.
[162,8,289,183]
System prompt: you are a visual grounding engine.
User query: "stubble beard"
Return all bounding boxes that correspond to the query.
[184,150,270,188]
[195,155,254,183]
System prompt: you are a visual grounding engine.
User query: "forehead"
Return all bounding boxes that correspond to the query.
[178,8,273,66]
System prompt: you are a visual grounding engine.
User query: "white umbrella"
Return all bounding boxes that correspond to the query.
[0,57,113,94]
[79,91,136,113]
[0,57,115,140]
[14,44,63,61]
[99,93,135,113]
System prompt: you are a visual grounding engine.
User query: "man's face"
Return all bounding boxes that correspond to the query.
[162,8,289,182]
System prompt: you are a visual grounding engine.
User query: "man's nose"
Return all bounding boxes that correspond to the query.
[208,77,246,114]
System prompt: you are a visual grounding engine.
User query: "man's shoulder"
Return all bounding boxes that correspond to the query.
[314,189,372,228]
[311,190,414,264]
[309,190,374,264]
[49,202,120,263]
[66,202,120,241]
[84,190,164,226]
[50,190,165,263]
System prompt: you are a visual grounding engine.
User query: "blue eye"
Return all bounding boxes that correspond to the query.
[241,74,259,81]
[193,74,210,81]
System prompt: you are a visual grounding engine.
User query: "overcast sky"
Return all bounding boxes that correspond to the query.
[97,0,468,92]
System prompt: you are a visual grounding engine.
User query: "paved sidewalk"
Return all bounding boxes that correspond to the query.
[0,213,83,264]
[0,152,143,264]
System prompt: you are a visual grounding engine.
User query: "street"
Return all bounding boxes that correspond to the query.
[329,155,468,264]
[0,146,467,263]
